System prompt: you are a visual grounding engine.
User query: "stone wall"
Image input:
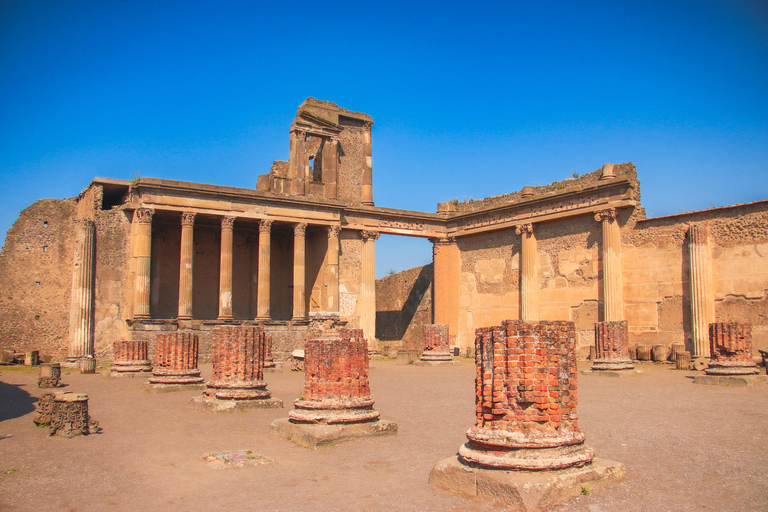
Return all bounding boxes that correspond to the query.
[375,264,433,352]
[0,199,77,360]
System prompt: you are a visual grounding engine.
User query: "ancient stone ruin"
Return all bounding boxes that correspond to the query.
[33,392,55,425]
[49,392,99,438]
[147,332,204,390]
[37,362,62,388]
[590,321,634,372]
[418,324,453,364]
[110,340,152,376]
[430,320,624,510]
[271,329,396,448]
[705,322,759,375]
[193,326,282,411]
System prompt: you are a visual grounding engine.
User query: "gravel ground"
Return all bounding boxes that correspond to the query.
[0,360,766,512]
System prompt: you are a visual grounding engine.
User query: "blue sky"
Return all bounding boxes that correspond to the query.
[1,0,766,277]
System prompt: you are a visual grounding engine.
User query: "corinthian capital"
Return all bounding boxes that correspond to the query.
[133,208,154,224]
[515,223,533,235]
[594,208,617,222]
[361,230,380,241]
[259,219,273,234]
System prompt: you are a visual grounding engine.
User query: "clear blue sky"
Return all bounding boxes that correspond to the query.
[1,0,767,278]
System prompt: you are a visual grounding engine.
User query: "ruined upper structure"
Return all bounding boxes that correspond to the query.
[0,98,766,363]
[256,98,375,206]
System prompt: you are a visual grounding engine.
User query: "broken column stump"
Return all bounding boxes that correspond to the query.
[676,351,692,370]
[652,344,668,363]
[37,363,63,388]
[271,329,397,448]
[430,320,625,511]
[49,392,99,437]
[263,334,277,370]
[415,324,454,365]
[110,340,152,377]
[192,326,282,411]
[694,323,767,386]
[636,345,652,361]
[589,321,634,373]
[146,332,205,392]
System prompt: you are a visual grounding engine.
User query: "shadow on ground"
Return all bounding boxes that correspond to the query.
[0,380,36,422]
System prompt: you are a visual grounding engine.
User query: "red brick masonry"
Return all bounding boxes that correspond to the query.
[204,326,271,400]
[591,321,634,371]
[458,320,595,471]
[111,340,151,373]
[705,322,758,375]
[289,329,380,424]
[149,332,204,384]
[421,324,452,362]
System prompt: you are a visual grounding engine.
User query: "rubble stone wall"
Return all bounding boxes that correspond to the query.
[375,264,433,352]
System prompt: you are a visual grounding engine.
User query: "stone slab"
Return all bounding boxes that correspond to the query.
[143,382,207,393]
[413,360,459,367]
[429,456,625,512]
[190,396,283,412]
[581,370,646,378]
[269,417,397,449]
[106,371,152,379]
[692,375,768,387]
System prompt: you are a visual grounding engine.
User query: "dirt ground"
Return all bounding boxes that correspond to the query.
[0,359,766,512]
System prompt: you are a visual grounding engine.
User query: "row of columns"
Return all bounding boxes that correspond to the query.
[128,209,371,335]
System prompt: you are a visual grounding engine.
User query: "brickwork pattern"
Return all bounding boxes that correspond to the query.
[289,329,379,424]
[111,340,151,373]
[458,320,594,471]
[149,332,204,384]
[705,322,759,375]
[421,324,452,362]
[591,321,634,371]
[264,334,276,368]
[204,326,271,400]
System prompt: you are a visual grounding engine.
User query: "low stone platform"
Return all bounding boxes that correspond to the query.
[581,369,647,378]
[412,360,459,367]
[692,374,768,387]
[270,417,397,449]
[190,396,283,412]
[107,371,151,379]
[429,456,625,512]
[143,382,207,394]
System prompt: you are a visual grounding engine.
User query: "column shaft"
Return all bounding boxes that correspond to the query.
[131,208,153,319]
[326,226,340,312]
[361,124,374,205]
[689,223,715,358]
[323,138,338,199]
[596,209,623,322]
[431,237,460,345]
[293,223,307,321]
[517,224,538,322]
[256,220,272,320]
[360,230,379,346]
[218,216,235,320]
[68,218,95,359]
[177,212,195,319]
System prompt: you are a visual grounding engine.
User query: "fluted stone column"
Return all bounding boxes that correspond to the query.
[689,223,714,358]
[595,208,623,322]
[326,226,340,313]
[516,223,537,322]
[292,130,307,196]
[431,237,460,345]
[256,219,272,321]
[178,212,196,320]
[293,223,307,321]
[131,208,153,319]
[360,230,379,346]
[68,218,95,360]
[218,216,235,320]
[361,122,374,205]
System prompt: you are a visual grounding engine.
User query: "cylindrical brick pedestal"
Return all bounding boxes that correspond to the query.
[591,321,633,371]
[38,363,62,388]
[289,329,380,424]
[149,332,204,384]
[421,324,453,362]
[111,340,152,374]
[50,392,98,437]
[458,320,594,471]
[705,323,759,375]
[204,326,271,400]
[263,334,276,369]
